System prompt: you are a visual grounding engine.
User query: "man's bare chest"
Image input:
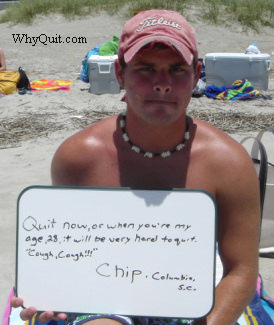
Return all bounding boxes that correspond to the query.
[83,153,215,196]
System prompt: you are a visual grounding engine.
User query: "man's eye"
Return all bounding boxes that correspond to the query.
[171,67,184,72]
[139,67,153,71]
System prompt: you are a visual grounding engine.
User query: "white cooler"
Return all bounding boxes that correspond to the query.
[205,53,271,90]
[88,55,120,94]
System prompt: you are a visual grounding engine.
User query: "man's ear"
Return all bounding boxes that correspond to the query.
[193,60,202,89]
[115,59,124,88]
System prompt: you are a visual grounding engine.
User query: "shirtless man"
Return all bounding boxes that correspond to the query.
[11,9,260,325]
[0,48,6,71]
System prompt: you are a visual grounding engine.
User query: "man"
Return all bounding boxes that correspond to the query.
[11,9,260,325]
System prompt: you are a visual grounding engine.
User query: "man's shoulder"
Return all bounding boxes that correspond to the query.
[194,117,246,150]
[193,117,259,201]
[58,114,118,154]
[51,114,118,184]
[193,117,254,169]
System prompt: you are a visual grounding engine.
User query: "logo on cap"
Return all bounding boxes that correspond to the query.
[136,16,182,32]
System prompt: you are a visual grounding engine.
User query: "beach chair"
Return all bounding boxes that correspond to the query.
[241,127,274,257]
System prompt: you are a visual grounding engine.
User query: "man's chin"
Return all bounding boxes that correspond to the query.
[142,110,182,128]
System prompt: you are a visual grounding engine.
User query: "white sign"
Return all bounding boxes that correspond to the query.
[16,186,216,319]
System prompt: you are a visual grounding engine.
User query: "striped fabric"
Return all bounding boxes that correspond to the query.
[30,79,72,91]
[205,79,259,101]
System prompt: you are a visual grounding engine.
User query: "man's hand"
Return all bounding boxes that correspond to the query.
[10,296,67,323]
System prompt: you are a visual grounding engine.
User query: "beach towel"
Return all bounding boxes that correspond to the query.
[237,274,274,325]
[257,274,274,322]
[30,79,72,91]
[205,79,258,100]
[216,79,258,100]
[204,84,228,99]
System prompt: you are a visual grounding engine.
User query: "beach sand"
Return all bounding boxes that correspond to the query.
[0,10,274,321]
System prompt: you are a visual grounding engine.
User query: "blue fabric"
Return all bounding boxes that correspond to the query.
[220,79,256,101]
[259,278,274,322]
[262,299,274,322]
[205,79,257,101]
[230,93,255,100]
[243,290,274,324]
[79,44,103,83]
[204,84,228,98]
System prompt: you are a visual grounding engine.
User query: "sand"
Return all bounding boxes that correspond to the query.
[0,10,274,321]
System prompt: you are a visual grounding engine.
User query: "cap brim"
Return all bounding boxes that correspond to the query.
[123,36,194,65]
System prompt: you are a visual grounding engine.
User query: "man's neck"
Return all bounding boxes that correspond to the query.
[123,109,188,154]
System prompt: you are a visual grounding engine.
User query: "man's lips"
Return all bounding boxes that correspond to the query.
[145,99,176,104]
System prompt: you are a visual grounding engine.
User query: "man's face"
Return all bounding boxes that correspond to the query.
[116,45,201,127]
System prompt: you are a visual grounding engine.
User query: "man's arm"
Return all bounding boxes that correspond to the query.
[10,135,89,322]
[0,48,7,71]
[195,141,260,325]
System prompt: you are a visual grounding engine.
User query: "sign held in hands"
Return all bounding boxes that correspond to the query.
[16,186,216,319]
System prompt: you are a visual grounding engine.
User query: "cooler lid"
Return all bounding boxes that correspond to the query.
[205,53,270,61]
[87,54,118,63]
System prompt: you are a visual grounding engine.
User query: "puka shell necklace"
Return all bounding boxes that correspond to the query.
[120,112,190,158]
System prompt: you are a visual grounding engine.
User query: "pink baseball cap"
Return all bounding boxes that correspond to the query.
[118,9,198,65]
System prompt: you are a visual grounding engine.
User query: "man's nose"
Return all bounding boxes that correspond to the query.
[153,73,171,94]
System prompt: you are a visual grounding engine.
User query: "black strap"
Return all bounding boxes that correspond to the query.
[250,126,274,217]
[240,136,268,225]
[251,126,274,158]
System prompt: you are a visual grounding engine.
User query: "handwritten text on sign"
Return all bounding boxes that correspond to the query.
[17,187,216,318]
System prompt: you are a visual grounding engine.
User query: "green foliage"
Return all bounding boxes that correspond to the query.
[0,0,273,30]
[124,0,191,14]
[202,0,221,25]
[226,0,274,29]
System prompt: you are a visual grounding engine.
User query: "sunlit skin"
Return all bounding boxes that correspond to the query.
[0,48,7,71]
[122,47,198,125]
